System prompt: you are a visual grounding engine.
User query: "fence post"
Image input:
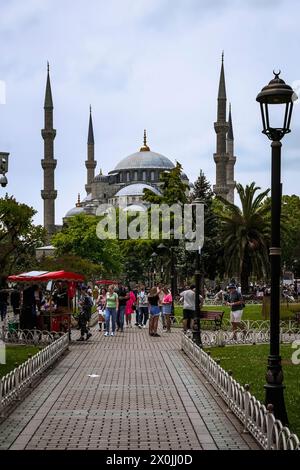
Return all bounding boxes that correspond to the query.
[267,404,274,450]
[226,370,233,412]
[14,363,21,401]
[243,384,250,433]
[33,327,38,346]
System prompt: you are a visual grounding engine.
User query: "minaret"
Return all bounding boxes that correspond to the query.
[226,103,236,204]
[213,52,229,200]
[41,63,57,239]
[85,105,97,194]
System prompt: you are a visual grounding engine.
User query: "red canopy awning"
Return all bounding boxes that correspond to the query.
[8,270,85,283]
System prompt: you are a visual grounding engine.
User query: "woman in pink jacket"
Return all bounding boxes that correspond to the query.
[125,289,136,328]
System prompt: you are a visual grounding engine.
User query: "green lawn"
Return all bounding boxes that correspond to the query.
[207,344,300,438]
[0,345,42,378]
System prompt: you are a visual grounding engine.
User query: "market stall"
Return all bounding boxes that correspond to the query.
[7,270,85,333]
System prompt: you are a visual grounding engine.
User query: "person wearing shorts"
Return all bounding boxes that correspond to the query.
[226,283,246,340]
[162,287,173,332]
[148,287,160,337]
[180,285,196,333]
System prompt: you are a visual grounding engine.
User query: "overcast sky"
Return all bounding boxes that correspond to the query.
[0,0,300,226]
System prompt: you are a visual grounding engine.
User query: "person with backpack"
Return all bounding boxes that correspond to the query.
[77,287,93,341]
[137,285,149,328]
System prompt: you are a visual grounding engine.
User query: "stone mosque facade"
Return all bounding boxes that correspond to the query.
[41,56,236,238]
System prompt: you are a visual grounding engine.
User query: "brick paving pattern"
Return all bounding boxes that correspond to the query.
[0,325,259,450]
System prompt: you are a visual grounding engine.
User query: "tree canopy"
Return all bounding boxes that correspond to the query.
[0,195,46,278]
[52,214,123,277]
[215,182,271,292]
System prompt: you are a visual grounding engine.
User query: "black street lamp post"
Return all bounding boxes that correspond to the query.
[150,252,158,287]
[192,246,202,346]
[0,152,9,188]
[157,239,176,315]
[192,197,203,347]
[256,71,296,424]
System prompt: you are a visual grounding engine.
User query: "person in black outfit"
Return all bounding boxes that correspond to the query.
[53,283,68,307]
[20,286,36,329]
[10,289,21,315]
[148,287,161,337]
[77,287,93,341]
[116,283,129,332]
[0,289,9,322]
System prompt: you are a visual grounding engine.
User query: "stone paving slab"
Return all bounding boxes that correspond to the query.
[0,325,259,450]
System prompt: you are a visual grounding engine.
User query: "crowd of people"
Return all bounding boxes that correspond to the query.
[91,282,175,339]
[4,275,298,341]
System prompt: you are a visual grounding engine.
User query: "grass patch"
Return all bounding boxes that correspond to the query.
[0,344,42,378]
[207,343,300,438]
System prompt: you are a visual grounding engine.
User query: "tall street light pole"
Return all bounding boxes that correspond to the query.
[256,71,296,424]
[192,197,204,347]
[0,152,9,188]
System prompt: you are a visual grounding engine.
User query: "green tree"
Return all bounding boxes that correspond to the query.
[0,195,46,277]
[279,195,300,272]
[52,214,123,277]
[189,170,221,280]
[143,161,189,205]
[215,182,271,293]
[118,239,155,285]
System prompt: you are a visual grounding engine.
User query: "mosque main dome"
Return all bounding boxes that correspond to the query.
[113,150,175,171]
[111,130,174,173]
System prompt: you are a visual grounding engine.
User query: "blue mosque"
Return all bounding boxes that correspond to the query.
[40,56,236,236]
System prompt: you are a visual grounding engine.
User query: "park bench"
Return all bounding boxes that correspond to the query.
[199,310,224,330]
[295,312,300,325]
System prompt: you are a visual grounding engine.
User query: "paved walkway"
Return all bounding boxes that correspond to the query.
[0,325,259,450]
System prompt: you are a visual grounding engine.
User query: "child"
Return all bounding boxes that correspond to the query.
[125,288,136,328]
[97,287,107,332]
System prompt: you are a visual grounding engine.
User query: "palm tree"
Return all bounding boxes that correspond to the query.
[216,182,271,293]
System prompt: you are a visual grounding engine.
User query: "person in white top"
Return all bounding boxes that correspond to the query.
[180,285,203,333]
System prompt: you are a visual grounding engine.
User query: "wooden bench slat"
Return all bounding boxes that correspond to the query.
[199,310,224,330]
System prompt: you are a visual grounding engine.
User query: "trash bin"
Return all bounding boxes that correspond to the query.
[8,321,18,333]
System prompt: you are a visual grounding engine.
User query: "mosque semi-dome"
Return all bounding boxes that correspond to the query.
[65,206,84,218]
[114,183,161,197]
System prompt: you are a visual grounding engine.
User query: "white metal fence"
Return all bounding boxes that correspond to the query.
[181,333,300,450]
[0,327,65,345]
[187,328,300,347]
[0,332,69,417]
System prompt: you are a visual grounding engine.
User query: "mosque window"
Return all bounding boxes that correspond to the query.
[142,171,146,181]
[134,171,138,181]
[127,172,130,182]
[151,171,155,181]
[119,173,123,182]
